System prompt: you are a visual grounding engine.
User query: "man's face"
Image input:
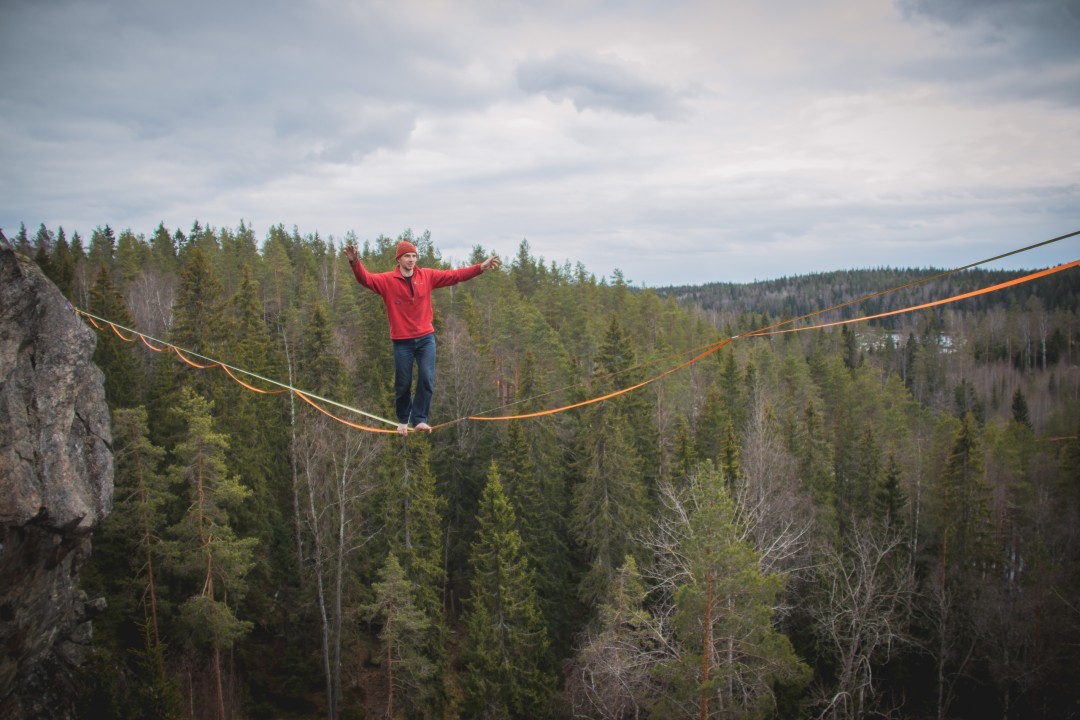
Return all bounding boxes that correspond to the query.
[397,252,418,273]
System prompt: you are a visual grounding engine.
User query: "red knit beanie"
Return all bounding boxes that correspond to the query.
[396,240,418,259]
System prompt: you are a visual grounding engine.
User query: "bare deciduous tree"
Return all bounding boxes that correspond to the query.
[810,521,915,720]
[294,415,381,720]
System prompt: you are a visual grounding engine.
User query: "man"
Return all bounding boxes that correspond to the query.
[345,239,500,435]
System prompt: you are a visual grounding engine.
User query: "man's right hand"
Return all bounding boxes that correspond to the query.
[344,245,359,263]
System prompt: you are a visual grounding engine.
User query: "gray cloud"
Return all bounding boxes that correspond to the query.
[898,0,1080,63]
[1,0,1077,286]
[896,0,1080,104]
[516,52,686,119]
[898,0,1080,60]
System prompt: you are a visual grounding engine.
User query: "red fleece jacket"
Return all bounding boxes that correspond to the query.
[349,258,484,340]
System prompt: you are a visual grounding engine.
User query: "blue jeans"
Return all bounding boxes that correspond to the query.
[393,333,436,425]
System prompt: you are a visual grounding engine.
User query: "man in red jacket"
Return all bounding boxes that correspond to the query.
[345,239,501,435]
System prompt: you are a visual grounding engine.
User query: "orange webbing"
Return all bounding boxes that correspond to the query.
[749,229,1080,336]
[221,365,289,395]
[465,337,736,422]
[74,233,1077,433]
[293,390,399,434]
[746,259,1080,336]
[138,335,169,352]
[172,346,220,370]
[76,308,399,430]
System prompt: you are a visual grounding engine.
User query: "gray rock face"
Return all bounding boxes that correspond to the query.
[0,233,113,718]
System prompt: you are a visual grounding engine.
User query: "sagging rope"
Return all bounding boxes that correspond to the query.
[77,310,403,434]
[446,256,1079,427]
[78,231,1079,434]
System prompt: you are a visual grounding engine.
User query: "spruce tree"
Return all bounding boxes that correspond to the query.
[372,438,450,714]
[48,226,75,297]
[500,419,576,653]
[461,464,556,719]
[88,263,143,408]
[571,413,649,604]
[32,223,53,277]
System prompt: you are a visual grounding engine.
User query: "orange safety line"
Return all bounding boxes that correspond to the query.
[221,365,289,395]
[75,230,1077,433]
[465,337,735,422]
[138,334,169,352]
[750,228,1080,336]
[430,336,734,431]
[108,323,138,342]
[172,346,221,370]
[747,259,1080,336]
[84,315,107,331]
[293,390,399,434]
[76,307,401,431]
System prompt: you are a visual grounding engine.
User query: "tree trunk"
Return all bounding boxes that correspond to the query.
[700,570,712,720]
[213,645,226,720]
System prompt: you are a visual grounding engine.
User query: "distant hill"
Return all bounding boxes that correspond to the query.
[656,266,1079,324]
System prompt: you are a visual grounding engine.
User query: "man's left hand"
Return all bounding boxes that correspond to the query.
[481,255,501,272]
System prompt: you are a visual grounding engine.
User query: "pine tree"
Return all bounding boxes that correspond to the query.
[164,387,257,720]
[82,406,183,718]
[378,438,447,621]
[14,222,31,255]
[595,313,659,481]
[363,553,436,719]
[653,462,811,718]
[170,246,226,356]
[718,416,742,492]
[91,407,170,642]
[114,229,147,284]
[671,415,698,483]
[461,464,556,719]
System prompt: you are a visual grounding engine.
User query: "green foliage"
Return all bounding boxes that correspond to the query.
[461,464,556,719]
[38,218,1075,719]
[363,553,437,718]
[653,462,811,718]
[89,264,144,408]
[163,388,257,645]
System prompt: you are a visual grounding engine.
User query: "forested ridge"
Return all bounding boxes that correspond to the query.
[10,220,1080,719]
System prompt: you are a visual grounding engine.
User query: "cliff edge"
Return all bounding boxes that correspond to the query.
[0,232,112,718]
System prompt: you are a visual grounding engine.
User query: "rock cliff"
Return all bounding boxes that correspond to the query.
[0,232,112,718]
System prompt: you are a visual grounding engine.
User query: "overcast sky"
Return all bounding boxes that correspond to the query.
[2,0,1078,286]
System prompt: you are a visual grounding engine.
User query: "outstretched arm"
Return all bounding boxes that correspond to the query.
[344,244,378,290]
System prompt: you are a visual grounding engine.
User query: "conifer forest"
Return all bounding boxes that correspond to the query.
[14,221,1080,719]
